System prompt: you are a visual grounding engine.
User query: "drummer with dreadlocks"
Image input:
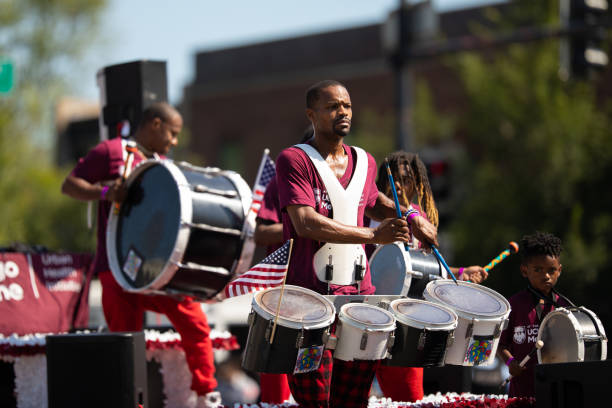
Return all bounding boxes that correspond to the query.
[498,231,571,398]
[369,150,487,403]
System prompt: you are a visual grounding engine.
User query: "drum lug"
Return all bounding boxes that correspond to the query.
[296,328,305,349]
[247,311,255,327]
[360,331,369,351]
[264,320,273,342]
[323,329,337,350]
[387,332,395,350]
[417,330,427,351]
[494,322,502,338]
[447,330,455,347]
[466,319,475,339]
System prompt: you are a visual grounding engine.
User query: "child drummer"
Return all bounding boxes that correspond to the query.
[498,231,572,398]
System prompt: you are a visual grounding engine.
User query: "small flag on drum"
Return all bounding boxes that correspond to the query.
[250,154,276,215]
[224,240,291,298]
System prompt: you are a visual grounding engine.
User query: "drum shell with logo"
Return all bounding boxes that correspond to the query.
[424,280,510,366]
[333,303,396,361]
[242,285,336,374]
[386,298,458,367]
[537,306,608,364]
[107,159,251,300]
[371,243,445,298]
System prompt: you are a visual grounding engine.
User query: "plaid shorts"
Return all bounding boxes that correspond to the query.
[288,350,379,408]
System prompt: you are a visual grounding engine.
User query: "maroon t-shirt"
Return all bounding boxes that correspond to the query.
[71,138,148,274]
[499,288,571,398]
[256,177,283,255]
[276,143,379,295]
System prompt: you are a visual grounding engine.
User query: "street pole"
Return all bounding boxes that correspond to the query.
[394,0,413,152]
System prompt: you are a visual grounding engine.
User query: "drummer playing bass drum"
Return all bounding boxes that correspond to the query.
[368,150,488,403]
[61,103,222,408]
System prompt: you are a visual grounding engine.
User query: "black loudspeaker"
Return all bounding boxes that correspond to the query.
[56,118,100,166]
[98,60,167,138]
[535,360,612,408]
[46,332,148,408]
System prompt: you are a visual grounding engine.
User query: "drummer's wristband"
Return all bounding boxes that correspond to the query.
[506,357,515,366]
[403,209,419,223]
[100,186,110,200]
[458,267,465,278]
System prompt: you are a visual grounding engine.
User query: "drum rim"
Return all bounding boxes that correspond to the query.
[370,242,413,296]
[107,159,192,293]
[537,306,608,363]
[338,302,396,332]
[389,298,458,330]
[251,285,336,330]
[423,279,511,320]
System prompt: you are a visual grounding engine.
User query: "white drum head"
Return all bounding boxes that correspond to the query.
[339,303,395,332]
[537,309,580,363]
[253,285,336,330]
[390,298,458,331]
[424,280,510,319]
[370,243,412,296]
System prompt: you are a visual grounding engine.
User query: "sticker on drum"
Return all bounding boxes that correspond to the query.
[537,306,608,364]
[423,280,510,366]
[334,303,396,361]
[386,298,458,367]
[242,285,336,374]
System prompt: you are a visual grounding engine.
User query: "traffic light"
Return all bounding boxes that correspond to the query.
[560,0,609,80]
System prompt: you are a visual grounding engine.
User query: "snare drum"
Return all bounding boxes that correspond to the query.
[333,303,396,361]
[107,159,251,299]
[242,285,336,374]
[537,306,608,364]
[424,280,510,366]
[371,243,446,298]
[386,298,458,367]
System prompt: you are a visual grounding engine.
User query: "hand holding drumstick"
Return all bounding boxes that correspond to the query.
[500,340,544,388]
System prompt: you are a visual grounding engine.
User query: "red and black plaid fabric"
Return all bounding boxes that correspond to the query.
[288,350,380,408]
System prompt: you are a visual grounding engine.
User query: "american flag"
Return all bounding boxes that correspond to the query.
[250,154,276,215]
[224,240,292,298]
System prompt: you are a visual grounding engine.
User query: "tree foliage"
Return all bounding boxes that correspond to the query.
[0,0,106,252]
[445,0,612,324]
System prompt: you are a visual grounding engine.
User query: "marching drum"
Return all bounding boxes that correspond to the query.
[385,298,458,367]
[424,280,510,366]
[333,303,396,361]
[107,159,251,300]
[242,285,336,374]
[371,243,446,298]
[537,306,608,364]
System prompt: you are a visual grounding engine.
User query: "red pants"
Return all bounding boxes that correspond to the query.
[99,271,217,395]
[376,365,424,402]
[259,373,291,403]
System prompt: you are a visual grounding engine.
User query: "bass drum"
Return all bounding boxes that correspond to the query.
[537,306,607,364]
[371,243,446,298]
[107,159,251,300]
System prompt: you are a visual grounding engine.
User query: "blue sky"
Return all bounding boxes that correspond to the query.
[77,0,502,104]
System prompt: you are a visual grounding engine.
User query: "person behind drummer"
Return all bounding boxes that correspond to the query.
[275,80,438,408]
[371,151,488,402]
[61,102,222,408]
[252,127,314,405]
[498,231,571,398]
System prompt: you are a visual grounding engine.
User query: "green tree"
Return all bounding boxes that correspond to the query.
[0,0,107,252]
[445,0,612,324]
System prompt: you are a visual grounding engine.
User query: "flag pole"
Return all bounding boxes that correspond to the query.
[269,239,294,345]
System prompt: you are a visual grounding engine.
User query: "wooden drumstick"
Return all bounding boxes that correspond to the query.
[113,141,138,215]
[484,241,519,272]
[269,239,294,345]
[499,340,544,388]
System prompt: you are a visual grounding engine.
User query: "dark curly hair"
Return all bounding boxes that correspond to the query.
[376,151,439,227]
[520,231,563,264]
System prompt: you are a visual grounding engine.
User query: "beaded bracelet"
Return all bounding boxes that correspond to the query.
[403,209,419,223]
[100,185,110,200]
[457,267,465,278]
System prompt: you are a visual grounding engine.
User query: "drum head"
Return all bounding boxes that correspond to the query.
[371,243,411,295]
[108,160,191,291]
[390,298,458,330]
[253,285,336,330]
[339,303,395,331]
[424,280,509,319]
[538,310,580,363]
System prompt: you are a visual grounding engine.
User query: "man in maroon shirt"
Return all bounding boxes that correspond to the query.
[61,103,221,408]
[275,80,438,407]
[498,231,571,398]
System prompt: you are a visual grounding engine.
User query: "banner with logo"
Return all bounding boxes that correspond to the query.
[0,252,93,335]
